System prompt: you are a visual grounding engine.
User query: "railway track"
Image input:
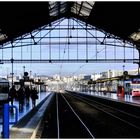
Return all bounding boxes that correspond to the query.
[67,92,140,129]
[41,93,94,138]
[64,92,140,138]
[40,92,140,138]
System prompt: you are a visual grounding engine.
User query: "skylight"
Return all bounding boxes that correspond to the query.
[48,2,95,19]
[71,1,95,17]
[49,2,67,17]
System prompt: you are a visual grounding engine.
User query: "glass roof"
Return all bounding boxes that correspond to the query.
[49,1,95,18]
[71,1,95,17]
[49,2,67,17]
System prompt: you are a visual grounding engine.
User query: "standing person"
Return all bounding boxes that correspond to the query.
[17,85,25,111]
[31,87,38,108]
[9,85,16,106]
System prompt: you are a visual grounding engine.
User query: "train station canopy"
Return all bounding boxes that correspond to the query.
[0,1,140,47]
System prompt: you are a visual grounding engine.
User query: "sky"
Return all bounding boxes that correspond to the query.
[0,11,139,77]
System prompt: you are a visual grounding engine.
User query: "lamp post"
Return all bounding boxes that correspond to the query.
[123,65,125,73]
[30,70,32,77]
[23,66,25,74]
[123,65,125,97]
[11,58,14,86]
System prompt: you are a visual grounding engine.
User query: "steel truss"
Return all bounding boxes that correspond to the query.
[0,59,138,64]
[0,17,138,64]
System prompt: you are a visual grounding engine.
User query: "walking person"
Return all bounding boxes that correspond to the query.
[17,85,25,111]
[25,86,30,106]
[9,85,16,106]
[9,85,16,113]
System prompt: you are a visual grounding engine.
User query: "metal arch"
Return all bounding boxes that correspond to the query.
[0,17,138,64]
[0,18,134,50]
[73,17,134,47]
[73,17,134,48]
[1,18,65,49]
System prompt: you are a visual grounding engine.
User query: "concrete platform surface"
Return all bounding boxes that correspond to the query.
[80,91,140,106]
[10,93,55,139]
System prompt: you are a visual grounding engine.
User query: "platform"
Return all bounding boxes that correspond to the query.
[10,93,55,139]
[0,91,51,138]
[79,91,140,106]
[6,91,140,138]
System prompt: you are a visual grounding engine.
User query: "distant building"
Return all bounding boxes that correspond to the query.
[84,75,91,80]
[91,73,101,81]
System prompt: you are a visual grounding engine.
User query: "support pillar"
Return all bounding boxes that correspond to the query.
[3,103,9,138]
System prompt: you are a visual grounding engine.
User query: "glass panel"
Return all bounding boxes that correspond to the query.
[71,1,95,17]
[71,3,80,14]
[82,2,92,10]
[49,2,56,10]
[80,9,90,16]
[49,2,67,17]
[87,1,95,7]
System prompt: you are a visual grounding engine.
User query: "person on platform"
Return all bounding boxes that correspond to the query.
[17,85,25,111]
[25,86,30,106]
[31,87,38,108]
[9,85,16,106]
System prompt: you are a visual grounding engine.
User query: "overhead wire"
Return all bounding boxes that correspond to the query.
[59,18,69,77]
[71,19,107,76]
[71,47,106,76]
